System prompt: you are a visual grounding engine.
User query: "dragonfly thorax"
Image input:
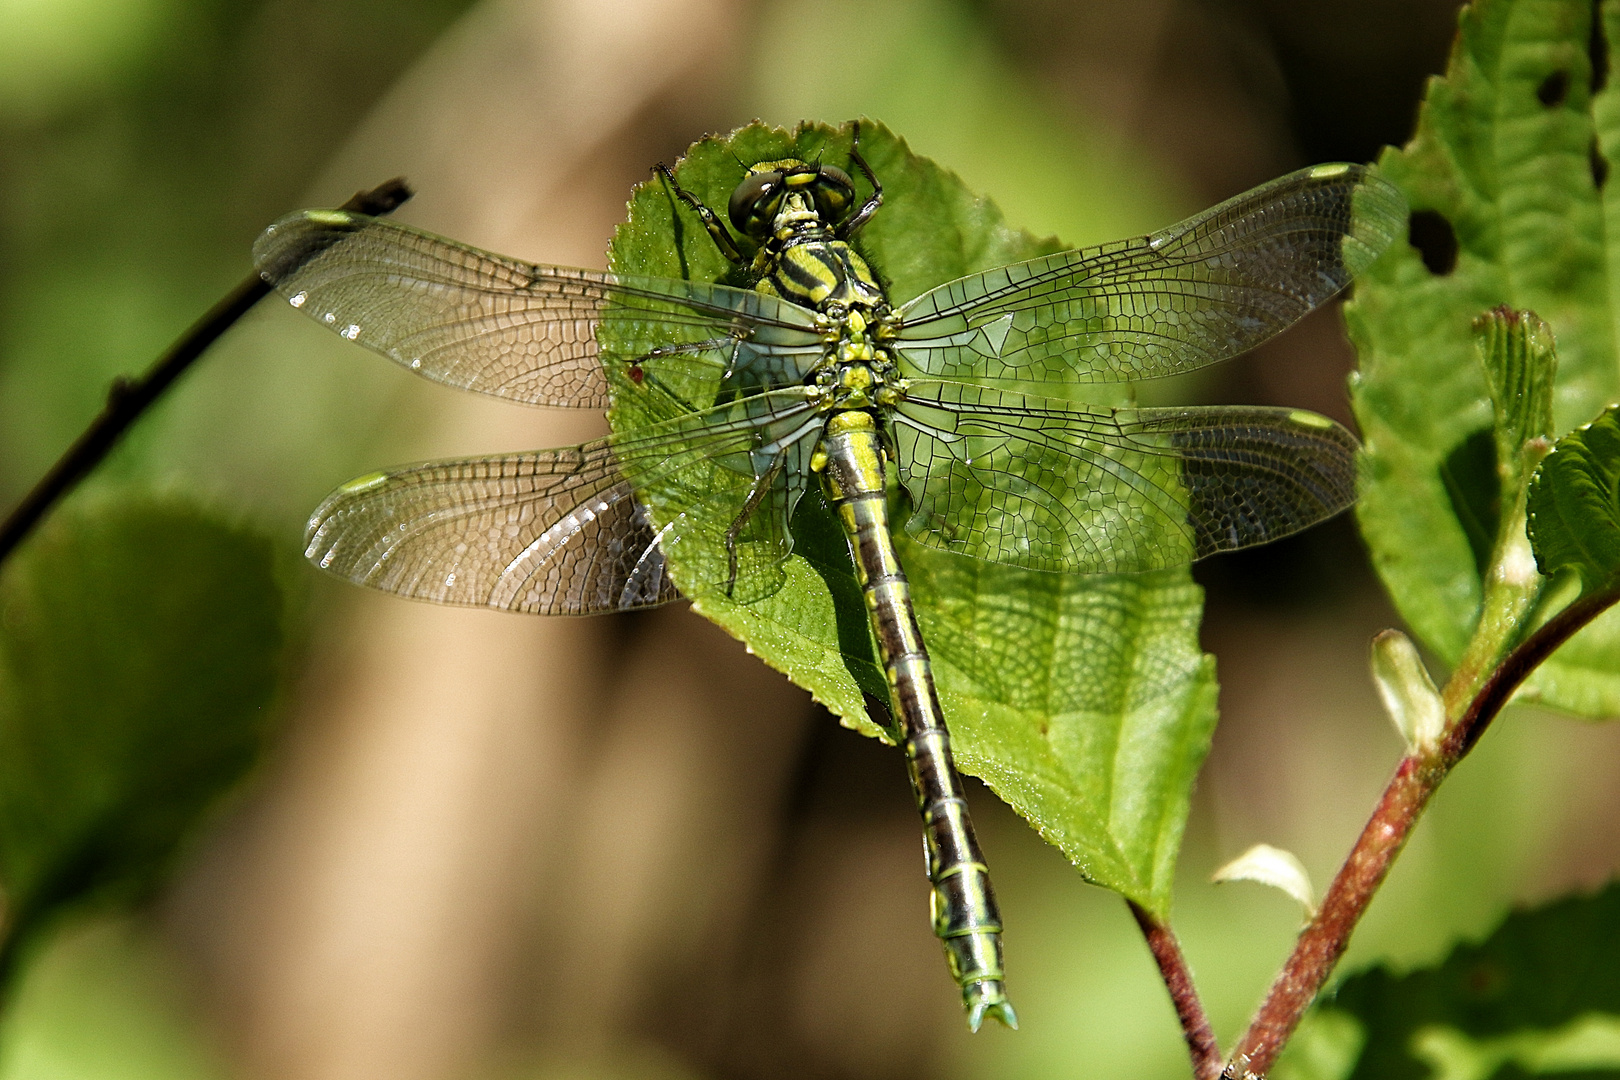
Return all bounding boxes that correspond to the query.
[726,157,892,324]
[752,230,888,318]
[810,318,908,412]
[813,360,889,409]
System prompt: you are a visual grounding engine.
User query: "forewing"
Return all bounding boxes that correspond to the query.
[254,211,823,408]
[895,164,1406,387]
[892,381,1358,573]
[305,442,677,614]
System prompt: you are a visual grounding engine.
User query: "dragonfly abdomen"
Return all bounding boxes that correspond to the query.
[816,409,1016,1032]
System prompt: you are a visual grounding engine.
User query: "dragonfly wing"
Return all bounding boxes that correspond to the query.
[892,381,1358,573]
[308,385,823,612]
[254,211,823,408]
[305,440,677,614]
[894,164,1406,387]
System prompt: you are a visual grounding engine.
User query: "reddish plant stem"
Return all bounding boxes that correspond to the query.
[1220,756,1434,1079]
[1129,899,1222,1080]
[0,178,412,567]
[1220,584,1620,1079]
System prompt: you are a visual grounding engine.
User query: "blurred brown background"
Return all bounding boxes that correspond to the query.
[6,1,1620,1078]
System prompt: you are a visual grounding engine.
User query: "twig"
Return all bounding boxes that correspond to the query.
[0,178,413,565]
[1221,582,1620,1078]
[1129,900,1221,1080]
[1219,756,1431,1080]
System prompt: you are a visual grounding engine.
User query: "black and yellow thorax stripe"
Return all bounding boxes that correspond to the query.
[753,233,887,314]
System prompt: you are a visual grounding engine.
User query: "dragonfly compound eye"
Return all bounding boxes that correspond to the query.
[813,164,856,220]
[728,170,783,236]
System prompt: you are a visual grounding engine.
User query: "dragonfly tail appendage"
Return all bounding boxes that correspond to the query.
[818,410,1015,1031]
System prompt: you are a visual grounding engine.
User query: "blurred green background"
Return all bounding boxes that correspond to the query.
[5,0,1620,1078]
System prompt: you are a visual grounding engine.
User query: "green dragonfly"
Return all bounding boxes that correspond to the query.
[254,126,1404,1031]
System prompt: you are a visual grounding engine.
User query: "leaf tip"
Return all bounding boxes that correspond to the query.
[1213,843,1317,916]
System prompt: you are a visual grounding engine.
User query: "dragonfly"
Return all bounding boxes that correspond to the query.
[253,125,1404,1031]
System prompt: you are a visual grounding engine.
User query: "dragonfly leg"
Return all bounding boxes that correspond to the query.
[654,163,747,264]
[721,456,785,596]
[641,336,745,387]
[645,336,736,360]
[837,123,884,239]
[631,335,752,413]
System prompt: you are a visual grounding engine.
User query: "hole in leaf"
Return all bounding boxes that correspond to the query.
[1408,210,1459,275]
[1440,427,1500,581]
[1593,137,1610,190]
[860,691,895,738]
[1593,0,1610,94]
[1539,69,1571,106]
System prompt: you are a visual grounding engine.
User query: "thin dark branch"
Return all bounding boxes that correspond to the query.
[1442,586,1620,758]
[1129,899,1221,1080]
[1222,580,1620,1078]
[0,178,413,565]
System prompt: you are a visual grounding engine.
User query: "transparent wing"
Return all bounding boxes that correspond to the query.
[306,389,823,612]
[304,443,677,614]
[892,380,1359,573]
[894,164,1406,387]
[254,211,825,409]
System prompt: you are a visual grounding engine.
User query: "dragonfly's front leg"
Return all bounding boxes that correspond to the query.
[654,163,746,264]
[838,123,884,239]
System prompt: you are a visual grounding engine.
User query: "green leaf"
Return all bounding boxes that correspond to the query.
[1529,405,1620,591]
[1347,0,1620,715]
[1294,883,1620,1080]
[602,119,1217,912]
[0,495,281,951]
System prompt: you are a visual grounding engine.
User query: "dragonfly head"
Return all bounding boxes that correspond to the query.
[728,158,856,241]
